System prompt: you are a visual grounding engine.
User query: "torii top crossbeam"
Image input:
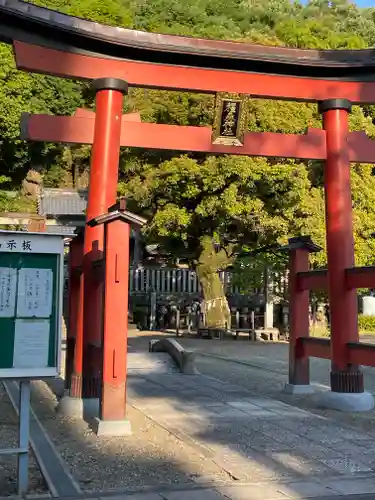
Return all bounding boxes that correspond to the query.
[2,0,375,102]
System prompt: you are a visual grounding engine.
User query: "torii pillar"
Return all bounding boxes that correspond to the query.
[283,236,322,395]
[65,229,84,391]
[318,99,372,410]
[59,77,128,417]
[87,199,146,436]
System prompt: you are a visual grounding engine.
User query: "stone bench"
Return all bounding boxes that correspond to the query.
[256,328,280,341]
[233,329,259,341]
[233,329,280,341]
[149,338,198,375]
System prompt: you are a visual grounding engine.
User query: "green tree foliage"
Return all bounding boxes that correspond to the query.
[0,175,34,213]
[2,0,375,324]
[30,0,133,27]
[119,153,326,326]
[0,43,83,186]
[0,176,15,211]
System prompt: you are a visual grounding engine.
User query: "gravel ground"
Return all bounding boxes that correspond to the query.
[30,380,230,494]
[0,383,46,498]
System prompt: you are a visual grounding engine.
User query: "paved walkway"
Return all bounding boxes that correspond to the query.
[30,489,375,500]
[126,370,375,499]
[31,488,375,500]
[123,334,375,499]
[128,333,375,396]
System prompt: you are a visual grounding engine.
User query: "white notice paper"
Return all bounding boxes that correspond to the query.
[13,319,50,368]
[0,268,17,317]
[17,268,53,318]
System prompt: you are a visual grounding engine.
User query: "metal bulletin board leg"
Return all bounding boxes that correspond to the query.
[17,380,31,495]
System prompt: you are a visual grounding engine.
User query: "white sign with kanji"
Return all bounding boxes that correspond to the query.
[13,319,50,368]
[0,268,17,317]
[0,232,62,254]
[17,268,53,318]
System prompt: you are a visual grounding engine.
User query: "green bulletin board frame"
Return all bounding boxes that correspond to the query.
[0,231,64,379]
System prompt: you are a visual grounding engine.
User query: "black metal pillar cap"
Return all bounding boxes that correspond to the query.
[91,78,128,94]
[318,98,352,114]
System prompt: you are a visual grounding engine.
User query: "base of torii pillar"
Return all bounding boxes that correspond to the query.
[57,395,99,419]
[313,390,374,412]
[283,384,315,395]
[57,395,132,435]
[57,396,132,435]
[92,417,132,437]
[282,385,374,411]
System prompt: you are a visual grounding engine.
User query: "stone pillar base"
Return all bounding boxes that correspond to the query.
[315,390,374,412]
[283,384,315,395]
[92,417,132,437]
[56,396,99,419]
[46,377,66,399]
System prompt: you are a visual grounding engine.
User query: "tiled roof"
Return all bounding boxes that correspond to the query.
[45,225,77,236]
[20,224,77,236]
[35,188,137,238]
[20,224,136,241]
[38,188,87,216]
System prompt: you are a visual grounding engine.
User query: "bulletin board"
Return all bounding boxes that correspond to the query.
[0,231,64,378]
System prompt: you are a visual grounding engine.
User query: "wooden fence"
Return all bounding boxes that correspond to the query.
[129,267,288,297]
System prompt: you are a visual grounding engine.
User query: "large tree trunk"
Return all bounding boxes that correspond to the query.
[196,236,231,329]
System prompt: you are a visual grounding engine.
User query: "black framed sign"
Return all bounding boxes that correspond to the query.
[212,92,249,146]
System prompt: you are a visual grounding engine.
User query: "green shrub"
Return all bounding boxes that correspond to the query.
[358,315,375,333]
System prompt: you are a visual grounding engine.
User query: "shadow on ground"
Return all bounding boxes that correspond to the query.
[3,331,375,498]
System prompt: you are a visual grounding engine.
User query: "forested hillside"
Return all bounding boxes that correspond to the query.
[2,0,375,287]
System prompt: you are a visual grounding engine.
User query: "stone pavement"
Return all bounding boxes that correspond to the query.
[127,350,180,374]
[31,486,375,500]
[125,369,375,499]
[127,334,375,393]
[176,337,375,393]
[29,489,375,500]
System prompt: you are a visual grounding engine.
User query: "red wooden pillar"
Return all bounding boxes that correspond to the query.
[88,200,146,435]
[65,232,83,389]
[71,78,128,399]
[319,99,363,393]
[289,242,310,387]
[284,236,321,394]
[100,217,130,423]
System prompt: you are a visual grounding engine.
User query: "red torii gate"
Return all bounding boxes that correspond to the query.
[15,40,375,423]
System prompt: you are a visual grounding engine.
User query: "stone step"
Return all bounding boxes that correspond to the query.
[127,352,179,374]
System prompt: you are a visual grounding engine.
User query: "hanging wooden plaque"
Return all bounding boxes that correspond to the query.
[212,92,249,146]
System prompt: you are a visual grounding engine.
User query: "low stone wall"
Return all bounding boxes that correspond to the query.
[149,338,198,375]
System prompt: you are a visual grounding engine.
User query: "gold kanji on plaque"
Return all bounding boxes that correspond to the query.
[212,92,249,146]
